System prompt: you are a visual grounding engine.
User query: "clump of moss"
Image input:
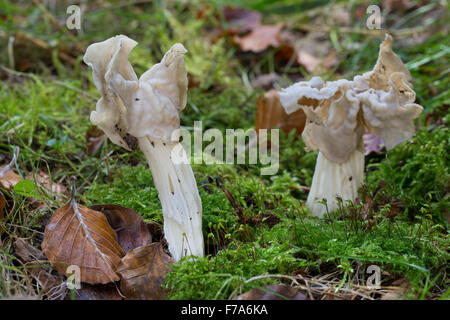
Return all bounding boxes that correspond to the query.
[366,126,449,224]
[286,213,449,297]
[85,165,163,221]
[165,241,305,300]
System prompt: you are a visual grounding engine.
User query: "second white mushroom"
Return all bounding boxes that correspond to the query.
[278,35,423,217]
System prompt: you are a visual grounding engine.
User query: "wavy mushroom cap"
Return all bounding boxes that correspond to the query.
[84,36,188,145]
[278,34,423,163]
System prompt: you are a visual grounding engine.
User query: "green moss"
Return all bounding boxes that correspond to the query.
[288,215,449,296]
[85,165,163,221]
[366,126,450,224]
[166,242,306,300]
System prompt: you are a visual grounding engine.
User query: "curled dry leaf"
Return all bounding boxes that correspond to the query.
[117,242,175,300]
[234,284,307,300]
[233,23,284,53]
[86,125,106,156]
[42,200,125,284]
[255,89,306,135]
[90,204,152,252]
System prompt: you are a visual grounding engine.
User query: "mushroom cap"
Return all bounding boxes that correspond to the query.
[84,36,188,146]
[278,34,423,163]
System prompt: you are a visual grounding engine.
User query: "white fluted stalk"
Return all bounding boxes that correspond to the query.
[139,137,203,260]
[307,150,364,217]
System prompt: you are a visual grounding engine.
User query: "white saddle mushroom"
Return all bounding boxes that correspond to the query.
[84,35,204,260]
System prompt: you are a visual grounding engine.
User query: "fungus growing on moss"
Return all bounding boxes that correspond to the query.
[84,35,204,260]
[278,35,423,217]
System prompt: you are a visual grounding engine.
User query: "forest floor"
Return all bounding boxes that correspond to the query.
[0,0,448,300]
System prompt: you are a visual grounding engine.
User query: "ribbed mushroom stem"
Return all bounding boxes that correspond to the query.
[306,149,364,218]
[138,136,204,261]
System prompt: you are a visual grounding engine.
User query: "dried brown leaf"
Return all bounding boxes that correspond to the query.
[234,284,307,300]
[117,243,174,300]
[233,23,284,52]
[90,204,152,252]
[255,89,306,134]
[42,200,125,284]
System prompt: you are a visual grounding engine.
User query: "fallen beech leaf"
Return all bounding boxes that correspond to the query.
[233,23,284,52]
[42,200,125,284]
[25,170,69,203]
[255,89,306,134]
[222,6,261,34]
[90,204,152,252]
[74,283,122,300]
[117,243,174,300]
[234,284,307,300]
[86,125,106,156]
[363,133,385,155]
